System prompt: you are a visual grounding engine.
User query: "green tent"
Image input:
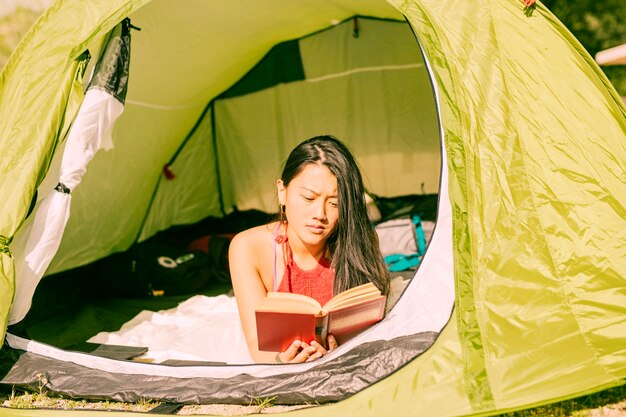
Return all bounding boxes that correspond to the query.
[1,0,625,416]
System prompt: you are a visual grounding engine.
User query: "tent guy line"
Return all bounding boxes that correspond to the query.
[125,99,204,110]
[124,63,425,109]
[306,63,424,83]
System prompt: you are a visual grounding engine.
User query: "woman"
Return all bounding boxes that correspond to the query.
[229,136,390,364]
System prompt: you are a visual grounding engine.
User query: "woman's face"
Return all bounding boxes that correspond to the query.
[278,163,339,249]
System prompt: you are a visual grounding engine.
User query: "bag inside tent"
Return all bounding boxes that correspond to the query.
[2,1,454,404]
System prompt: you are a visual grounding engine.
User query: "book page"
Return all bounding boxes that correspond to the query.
[329,302,384,333]
[256,292,322,314]
[323,283,380,312]
[327,297,386,343]
[324,293,384,313]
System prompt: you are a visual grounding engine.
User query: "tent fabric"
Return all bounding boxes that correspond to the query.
[107,17,442,250]
[9,20,131,325]
[0,0,150,340]
[398,0,626,412]
[0,47,89,339]
[219,40,306,99]
[0,0,625,416]
[44,1,406,276]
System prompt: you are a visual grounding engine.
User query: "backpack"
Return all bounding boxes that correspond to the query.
[94,240,216,297]
[375,214,433,272]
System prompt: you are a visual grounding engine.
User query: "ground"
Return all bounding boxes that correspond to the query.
[1,384,625,416]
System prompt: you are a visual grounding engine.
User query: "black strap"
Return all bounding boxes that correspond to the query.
[148,403,184,414]
[54,182,71,194]
[0,235,10,255]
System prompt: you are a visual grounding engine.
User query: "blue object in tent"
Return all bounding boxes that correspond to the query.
[383,215,427,272]
[413,215,426,256]
[385,253,421,272]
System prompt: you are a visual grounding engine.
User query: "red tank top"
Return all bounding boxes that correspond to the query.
[276,240,334,306]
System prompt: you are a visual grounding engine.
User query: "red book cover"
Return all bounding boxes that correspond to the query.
[255,311,327,352]
[255,283,386,352]
[255,295,385,351]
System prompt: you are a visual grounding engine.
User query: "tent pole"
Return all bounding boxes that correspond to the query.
[166,100,213,165]
[133,98,223,242]
[211,101,226,217]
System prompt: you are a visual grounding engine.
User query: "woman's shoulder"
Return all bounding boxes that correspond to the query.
[229,222,279,290]
[230,222,278,254]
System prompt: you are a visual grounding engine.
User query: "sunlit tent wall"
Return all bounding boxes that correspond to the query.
[117,17,442,247]
[0,1,625,417]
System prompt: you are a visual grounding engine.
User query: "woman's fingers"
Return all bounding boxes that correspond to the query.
[309,340,328,355]
[306,351,323,362]
[306,337,338,361]
[292,342,317,363]
[278,338,338,364]
[277,340,302,363]
[327,335,338,351]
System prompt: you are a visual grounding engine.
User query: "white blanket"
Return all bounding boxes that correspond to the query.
[88,295,254,364]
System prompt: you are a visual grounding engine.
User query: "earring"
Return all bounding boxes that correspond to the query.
[276,204,288,243]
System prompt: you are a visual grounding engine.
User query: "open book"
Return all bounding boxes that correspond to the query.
[255,282,386,352]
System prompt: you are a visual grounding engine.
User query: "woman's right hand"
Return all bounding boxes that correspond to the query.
[276,340,320,363]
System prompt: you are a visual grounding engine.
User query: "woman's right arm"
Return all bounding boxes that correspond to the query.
[229,231,318,363]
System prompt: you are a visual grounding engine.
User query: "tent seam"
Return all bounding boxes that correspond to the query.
[478,0,572,403]
[441,7,497,414]
[398,0,496,411]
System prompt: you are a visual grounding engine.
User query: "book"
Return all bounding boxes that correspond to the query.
[255,282,386,352]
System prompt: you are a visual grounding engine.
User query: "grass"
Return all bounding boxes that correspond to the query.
[2,376,161,412]
[4,389,159,411]
[251,396,277,412]
[0,382,624,415]
[498,384,626,417]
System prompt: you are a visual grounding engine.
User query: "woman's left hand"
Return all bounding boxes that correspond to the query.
[307,335,338,362]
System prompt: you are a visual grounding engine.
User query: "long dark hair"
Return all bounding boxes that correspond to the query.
[281,135,390,295]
